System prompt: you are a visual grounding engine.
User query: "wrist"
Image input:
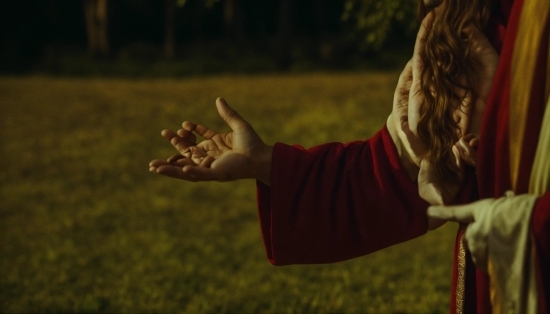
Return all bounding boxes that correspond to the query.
[253,144,273,186]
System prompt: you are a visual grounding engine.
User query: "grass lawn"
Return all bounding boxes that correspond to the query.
[0,73,457,313]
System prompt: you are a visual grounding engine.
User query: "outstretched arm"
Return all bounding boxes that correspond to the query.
[149,97,273,185]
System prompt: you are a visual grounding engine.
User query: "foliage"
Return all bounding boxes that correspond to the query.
[177,0,219,9]
[1,73,456,313]
[342,0,419,51]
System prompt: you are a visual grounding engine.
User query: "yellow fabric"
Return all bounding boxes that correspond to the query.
[455,234,466,314]
[476,1,550,313]
[529,96,550,194]
[544,38,550,98]
[509,0,550,190]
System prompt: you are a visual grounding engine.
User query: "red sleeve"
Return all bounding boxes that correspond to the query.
[255,125,431,265]
[532,192,550,312]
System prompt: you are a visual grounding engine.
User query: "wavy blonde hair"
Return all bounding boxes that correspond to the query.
[417,0,492,181]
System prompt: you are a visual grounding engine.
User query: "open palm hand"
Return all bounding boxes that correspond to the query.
[149,98,272,184]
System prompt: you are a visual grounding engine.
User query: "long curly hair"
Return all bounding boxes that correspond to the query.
[417,0,492,181]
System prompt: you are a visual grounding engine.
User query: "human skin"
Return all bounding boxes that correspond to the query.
[149,97,273,186]
[148,13,498,214]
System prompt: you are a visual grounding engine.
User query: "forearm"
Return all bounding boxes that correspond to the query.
[256,127,431,265]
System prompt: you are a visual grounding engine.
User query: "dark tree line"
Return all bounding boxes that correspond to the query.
[0,0,418,72]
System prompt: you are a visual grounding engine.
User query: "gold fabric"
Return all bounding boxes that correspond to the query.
[455,233,466,314]
[471,2,550,313]
[509,0,550,190]
[448,1,549,311]
[529,96,550,194]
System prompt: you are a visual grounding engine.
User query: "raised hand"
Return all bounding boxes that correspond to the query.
[149,97,273,185]
[417,133,477,203]
[389,12,497,169]
[454,133,478,167]
[388,11,494,221]
[416,25,495,208]
[388,13,433,176]
[418,133,477,229]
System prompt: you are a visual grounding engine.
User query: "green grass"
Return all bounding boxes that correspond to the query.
[0,74,457,313]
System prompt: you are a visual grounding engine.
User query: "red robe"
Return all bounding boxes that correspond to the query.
[256,0,550,312]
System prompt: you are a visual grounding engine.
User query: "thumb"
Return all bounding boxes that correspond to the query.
[216,97,249,132]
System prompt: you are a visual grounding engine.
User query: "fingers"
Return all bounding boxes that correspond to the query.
[167,98,242,143]
[176,128,197,143]
[181,121,196,132]
[393,60,413,114]
[412,12,433,81]
[155,165,195,181]
[395,60,413,97]
[216,97,250,132]
[179,122,223,143]
[409,12,434,133]
[177,98,240,140]
[162,129,196,154]
[392,60,413,134]
[427,204,476,223]
[181,165,221,181]
[452,145,463,169]
[427,198,497,225]
[149,156,216,182]
[469,137,479,147]
[390,60,426,166]
[149,158,198,181]
[454,91,473,137]
[167,154,185,163]
[454,134,478,167]
[401,126,427,166]
[461,133,479,149]
[149,159,169,169]
[193,124,221,140]
[149,157,197,170]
